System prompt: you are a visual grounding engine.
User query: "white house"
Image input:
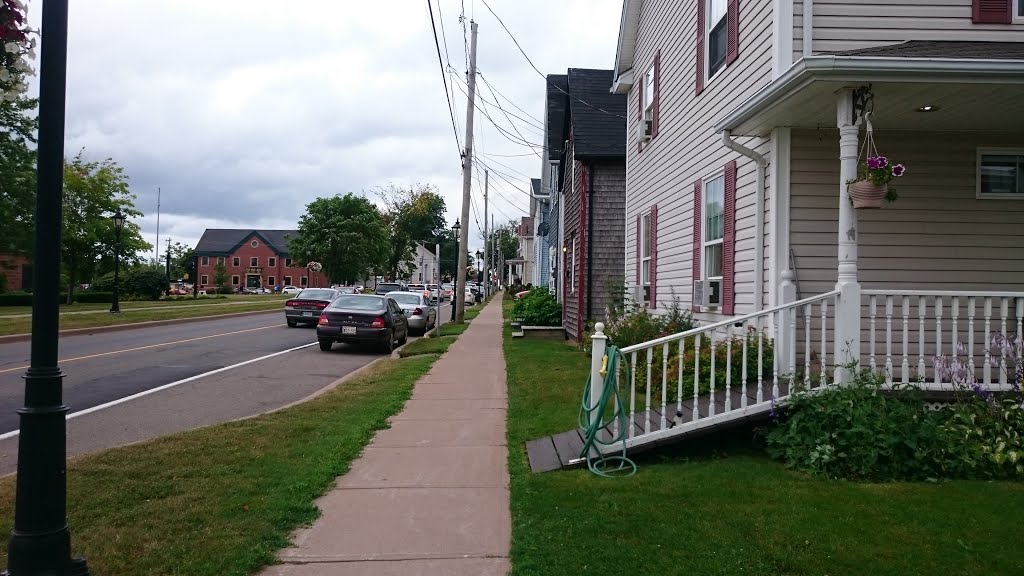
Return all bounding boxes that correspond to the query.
[409,242,439,285]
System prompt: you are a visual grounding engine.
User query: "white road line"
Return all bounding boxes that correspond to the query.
[0,341,317,441]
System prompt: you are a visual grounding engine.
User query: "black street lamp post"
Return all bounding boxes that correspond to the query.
[109,209,126,314]
[5,0,89,575]
[450,219,460,322]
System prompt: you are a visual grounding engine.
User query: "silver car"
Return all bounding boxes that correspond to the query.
[284,288,342,327]
[387,291,437,335]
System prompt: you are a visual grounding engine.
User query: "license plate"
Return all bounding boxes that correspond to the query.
[302,312,312,317]
[342,326,357,335]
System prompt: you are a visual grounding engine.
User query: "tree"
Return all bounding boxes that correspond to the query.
[375,183,447,279]
[484,221,520,282]
[213,261,229,291]
[167,241,195,280]
[62,152,150,303]
[0,8,38,257]
[289,193,390,284]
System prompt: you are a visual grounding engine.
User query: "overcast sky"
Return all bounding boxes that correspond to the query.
[25,0,621,261]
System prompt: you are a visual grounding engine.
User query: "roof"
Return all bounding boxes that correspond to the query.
[611,0,641,90]
[565,68,627,159]
[545,74,568,162]
[829,40,1024,60]
[194,229,297,255]
[530,178,542,197]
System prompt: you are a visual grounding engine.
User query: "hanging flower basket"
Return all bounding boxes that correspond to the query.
[306,261,323,272]
[846,114,905,209]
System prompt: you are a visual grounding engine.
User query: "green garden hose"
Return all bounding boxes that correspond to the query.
[577,345,637,478]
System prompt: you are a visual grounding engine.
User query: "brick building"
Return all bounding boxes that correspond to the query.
[194,229,328,291]
[0,253,31,292]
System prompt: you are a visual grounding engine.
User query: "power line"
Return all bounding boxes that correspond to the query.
[478,71,545,126]
[482,151,540,158]
[478,0,627,120]
[426,0,462,157]
[451,72,548,152]
[478,73,545,133]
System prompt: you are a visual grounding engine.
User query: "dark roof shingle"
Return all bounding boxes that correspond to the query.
[195,229,298,255]
[566,68,626,160]
[829,40,1024,60]
[545,74,568,162]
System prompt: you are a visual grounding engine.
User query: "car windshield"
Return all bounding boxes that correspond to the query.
[329,296,385,310]
[427,284,439,289]
[298,289,336,300]
[377,284,401,291]
[390,294,422,305]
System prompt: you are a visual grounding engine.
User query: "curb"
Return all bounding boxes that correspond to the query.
[0,308,282,344]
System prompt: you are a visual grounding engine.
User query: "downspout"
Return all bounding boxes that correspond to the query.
[802,0,813,57]
[586,162,594,323]
[722,130,766,312]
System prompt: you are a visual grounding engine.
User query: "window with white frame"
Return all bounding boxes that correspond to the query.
[269,257,277,267]
[217,256,225,266]
[233,257,240,266]
[267,276,276,286]
[707,0,728,78]
[978,149,1024,198]
[1018,0,1024,19]
[200,274,208,285]
[232,275,239,285]
[201,256,209,266]
[285,258,293,267]
[641,212,652,302]
[250,257,258,267]
[643,65,655,122]
[300,276,308,287]
[703,175,725,279]
[283,275,292,285]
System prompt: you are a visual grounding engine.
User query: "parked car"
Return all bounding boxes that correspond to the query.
[284,288,342,327]
[316,294,409,353]
[441,283,454,301]
[464,290,476,306]
[335,286,361,294]
[281,285,302,294]
[387,291,437,336]
[243,286,272,294]
[426,283,441,303]
[374,282,404,295]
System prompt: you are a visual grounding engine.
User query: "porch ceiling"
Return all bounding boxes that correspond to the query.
[716,55,1024,136]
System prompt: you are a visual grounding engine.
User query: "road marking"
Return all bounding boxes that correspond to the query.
[0,342,317,440]
[0,324,280,375]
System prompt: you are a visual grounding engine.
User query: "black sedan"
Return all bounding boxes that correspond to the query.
[284,288,342,327]
[316,294,409,353]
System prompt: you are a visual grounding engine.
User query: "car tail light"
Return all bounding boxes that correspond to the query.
[314,302,328,308]
[318,313,329,325]
[370,316,386,328]
[286,300,298,307]
[413,307,423,316]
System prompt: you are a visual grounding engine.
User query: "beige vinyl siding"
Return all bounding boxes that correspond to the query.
[811,0,1024,54]
[792,0,804,63]
[790,129,1024,297]
[626,0,775,319]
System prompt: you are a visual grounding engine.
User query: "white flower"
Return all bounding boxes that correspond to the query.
[0,69,10,83]
[5,42,19,54]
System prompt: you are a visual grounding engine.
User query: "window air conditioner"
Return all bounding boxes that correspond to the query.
[636,119,652,142]
[692,278,721,308]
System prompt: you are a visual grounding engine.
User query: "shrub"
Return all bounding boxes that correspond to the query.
[74,291,113,304]
[504,284,527,301]
[511,288,560,326]
[89,272,116,293]
[0,292,33,306]
[123,268,168,300]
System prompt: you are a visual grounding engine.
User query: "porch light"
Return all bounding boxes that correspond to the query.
[915,105,939,112]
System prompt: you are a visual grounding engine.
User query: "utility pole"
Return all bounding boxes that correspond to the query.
[154,186,161,267]
[455,20,478,324]
[482,169,489,299]
[165,237,172,287]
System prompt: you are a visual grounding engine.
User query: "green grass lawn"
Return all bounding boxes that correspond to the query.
[503,300,1024,576]
[398,335,458,358]
[0,356,434,576]
[0,294,290,316]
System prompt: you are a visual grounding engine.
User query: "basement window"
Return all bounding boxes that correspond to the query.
[977,148,1024,199]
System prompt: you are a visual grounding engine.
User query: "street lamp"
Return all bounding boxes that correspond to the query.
[6,0,91,574]
[109,209,126,314]
[450,219,460,322]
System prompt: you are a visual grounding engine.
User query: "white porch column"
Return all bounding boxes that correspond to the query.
[834,90,862,383]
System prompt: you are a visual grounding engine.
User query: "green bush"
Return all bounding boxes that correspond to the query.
[123,268,168,300]
[0,292,33,306]
[74,291,113,304]
[89,272,116,293]
[511,287,560,326]
[504,284,527,301]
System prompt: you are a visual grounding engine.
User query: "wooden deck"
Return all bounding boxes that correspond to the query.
[525,380,794,473]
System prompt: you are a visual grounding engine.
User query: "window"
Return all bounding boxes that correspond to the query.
[300,276,308,287]
[231,275,239,285]
[978,149,1024,198]
[283,275,292,285]
[643,65,655,123]
[641,213,652,302]
[268,257,277,267]
[707,0,728,78]
[250,239,259,248]
[233,257,240,267]
[200,274,208,285]
[549,162,559,195]
[201,256,209,266]
[286,258,293,267]
[1018,0,1024,19]
[267,276,276,286]
[216,256,224,266]
[250,257,258,267]
[703,175,725,279]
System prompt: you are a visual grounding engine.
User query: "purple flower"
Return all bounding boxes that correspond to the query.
[866,156,882,170]
[892,164,905,177]
[769,395,778,420]
[877,156,888,168]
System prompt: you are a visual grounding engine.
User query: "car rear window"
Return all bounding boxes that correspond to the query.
[391,294,422,305]
[329,296,386,310]
[298,289,337,300]
[376,283,402,292]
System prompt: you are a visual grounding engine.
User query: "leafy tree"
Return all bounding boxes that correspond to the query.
[375,183,447,279]
[484,220,521,283]
[123,266,169,300]
[213,261,229,291]
[166,241,195,280]
[62,152,150,303]
[0,70,37,256]
[289,193,390,284]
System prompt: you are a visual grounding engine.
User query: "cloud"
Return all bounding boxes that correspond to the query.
[25,0,621,256]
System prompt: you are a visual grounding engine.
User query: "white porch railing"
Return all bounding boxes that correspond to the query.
[863,291,1024,390]
[589,290,840,452]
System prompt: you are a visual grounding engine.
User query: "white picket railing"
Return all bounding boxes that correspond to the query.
[863,291,1024,390]
[592,290,840,452]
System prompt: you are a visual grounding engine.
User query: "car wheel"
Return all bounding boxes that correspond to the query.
[398,328,408,345]
[287,319,297,328]
[381,330,394,354]
[318,338,333,352]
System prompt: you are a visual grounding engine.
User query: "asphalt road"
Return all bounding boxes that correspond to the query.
[0,302,456,475]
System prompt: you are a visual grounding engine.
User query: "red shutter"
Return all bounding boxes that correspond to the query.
[635,214,642,287]
[691,180,702,312]
[652,50,661,138]
[695,1,705,95]
[637,78,644,154]
[650,204,658,309]
[722,160,737,316]
[973,0,1012,23]
[727,0,740,65]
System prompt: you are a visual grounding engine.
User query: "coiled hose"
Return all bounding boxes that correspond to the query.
[577,345,637,478]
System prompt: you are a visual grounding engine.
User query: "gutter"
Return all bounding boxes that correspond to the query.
[721,131,765,313]
[586,162,594,323]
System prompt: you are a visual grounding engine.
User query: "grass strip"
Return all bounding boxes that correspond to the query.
[0,356,434,576]
[502,300,1024,576]
[398,335,459,358]
[0,294,290,316]
[0,301,284,336]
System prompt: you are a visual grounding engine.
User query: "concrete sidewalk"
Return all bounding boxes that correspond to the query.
[264,297,510,576]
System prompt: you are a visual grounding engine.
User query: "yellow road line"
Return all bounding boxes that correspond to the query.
[0,324,280,375]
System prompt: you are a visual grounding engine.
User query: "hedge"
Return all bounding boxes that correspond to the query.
[74,291,114,304]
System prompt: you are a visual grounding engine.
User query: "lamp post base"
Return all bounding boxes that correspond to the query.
[1,537,88,575]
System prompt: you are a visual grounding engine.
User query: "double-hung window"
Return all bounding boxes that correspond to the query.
[216,256,225,266]
[703,175,725,280]
[643,65,655,125]
[269,257,277,267]
[201,256,209,266]
[232,257,240,267]
[641,212,652,302]
[707,0,728,78]
[978,148,1024,198]
[1018,0,1024,20]
[250,257,258,267]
